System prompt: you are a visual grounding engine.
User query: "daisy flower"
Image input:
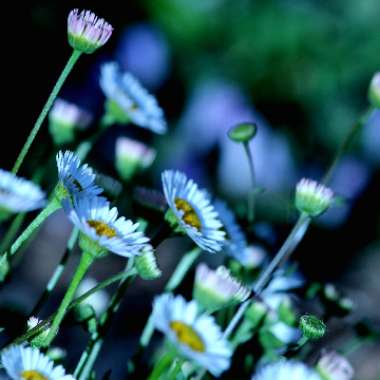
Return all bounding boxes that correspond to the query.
[0,169,46,219]
[253,360,321,380]
[100,62,167,134]
[194,263,250,312]
[63,195,149,257]
[56,150,102,201]
[152,294,232,377]
[1,344,75,380]
[162,170,225,253]
[214,199,247,260]
[67,9,113,54]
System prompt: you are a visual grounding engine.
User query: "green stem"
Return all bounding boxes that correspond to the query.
[223,213,311,339]
[9,198,61,257]
[243,141,256,223]
[43,250,94,347]
[147,350,177,380]
[12,49,82,175]
[77,265,136,380]
[322,107,373,185]
[28,228,79,317]
[9,269,135,347]
[140,247,201,348]
[0,213,26,254]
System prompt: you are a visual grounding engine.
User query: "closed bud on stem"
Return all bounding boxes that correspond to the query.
[300,314,326,340]
[135,245,162,280]
[228,122,257,143]
[317,350,354,380]
[295,178,334,217]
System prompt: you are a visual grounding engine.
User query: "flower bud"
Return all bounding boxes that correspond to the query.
[368,72,380,109]
[299,314,326,340]
[135,245,161,280]
[228,122,257,143]
[317,350,354,380]
[295,178,334,217]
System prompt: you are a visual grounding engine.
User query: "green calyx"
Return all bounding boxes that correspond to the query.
[228,122,257,143]
[102,99,130,127]
[68,34,101,54]
[135,247,162,280]
[193,283,230,313]
[79,233,108,258]
[49,120,76,145]
[116,156,141,182]
[299,314,326,340]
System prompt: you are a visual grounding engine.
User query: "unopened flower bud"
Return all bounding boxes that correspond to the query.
[295,178,334,217]
[228,122,257,143]
[300,314,326,340]
[135,245,161,280]
[368,72,380,109]
[317,350,354,380]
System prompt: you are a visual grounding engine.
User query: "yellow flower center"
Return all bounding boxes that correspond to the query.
[175,198,201,231]
[21,370,48,380]
[87,220,117,238]
[170,320,205,352]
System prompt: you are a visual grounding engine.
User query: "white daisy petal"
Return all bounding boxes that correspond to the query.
[152,294,232,377]
[0,169,46,215]
[63,195,149,257]
[162,170,226,253]
[1,344,75,380]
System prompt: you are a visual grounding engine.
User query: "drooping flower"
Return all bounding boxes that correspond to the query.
[194,263,250,312]
[252,360,321,380]
[295,179,334,217]
[162,170,225,253]
[0,169,46,220]
[1,344,75,380]
[115,137,156,181]
[67,9,113,54]
[214,199,247,260]
[56,150,102,201]
[99,62,167,133]
[152,294,232,377]
[49,99,92,145]
[63,195,149,257]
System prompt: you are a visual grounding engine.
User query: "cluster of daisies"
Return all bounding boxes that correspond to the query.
[0,6,360,380]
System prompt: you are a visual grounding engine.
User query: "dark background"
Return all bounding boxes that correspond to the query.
[0,1,379,379]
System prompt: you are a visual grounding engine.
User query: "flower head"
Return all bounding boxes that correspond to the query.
[152,294,231,376]
[100,62,167,133]
[295,179,334,217]
[0,169,46,220]
[194,263,250,312]
[317,351,354,380]
[299,315,326,340]
[63,195,149,257]
[56,150,102,201]
[162,170,225,253]
[1,344,75,380]
[115,137,156,181]
[253,360,321,380]
[368,72,380,109]
[49,99,92,145]
[214,199,247,261]
[67,9,113,54]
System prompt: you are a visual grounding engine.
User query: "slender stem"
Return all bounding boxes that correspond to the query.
[12,50,82,174]
[8,270,134,347]
[0,213,26,254]
[28,228,79,317]
[322,107,373,185]
[140,247,201,348]
[147,350,177,380]
[223,213,311,340]
[9,198,61,257]
[43,250,94,347]
[243,142,256,223]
